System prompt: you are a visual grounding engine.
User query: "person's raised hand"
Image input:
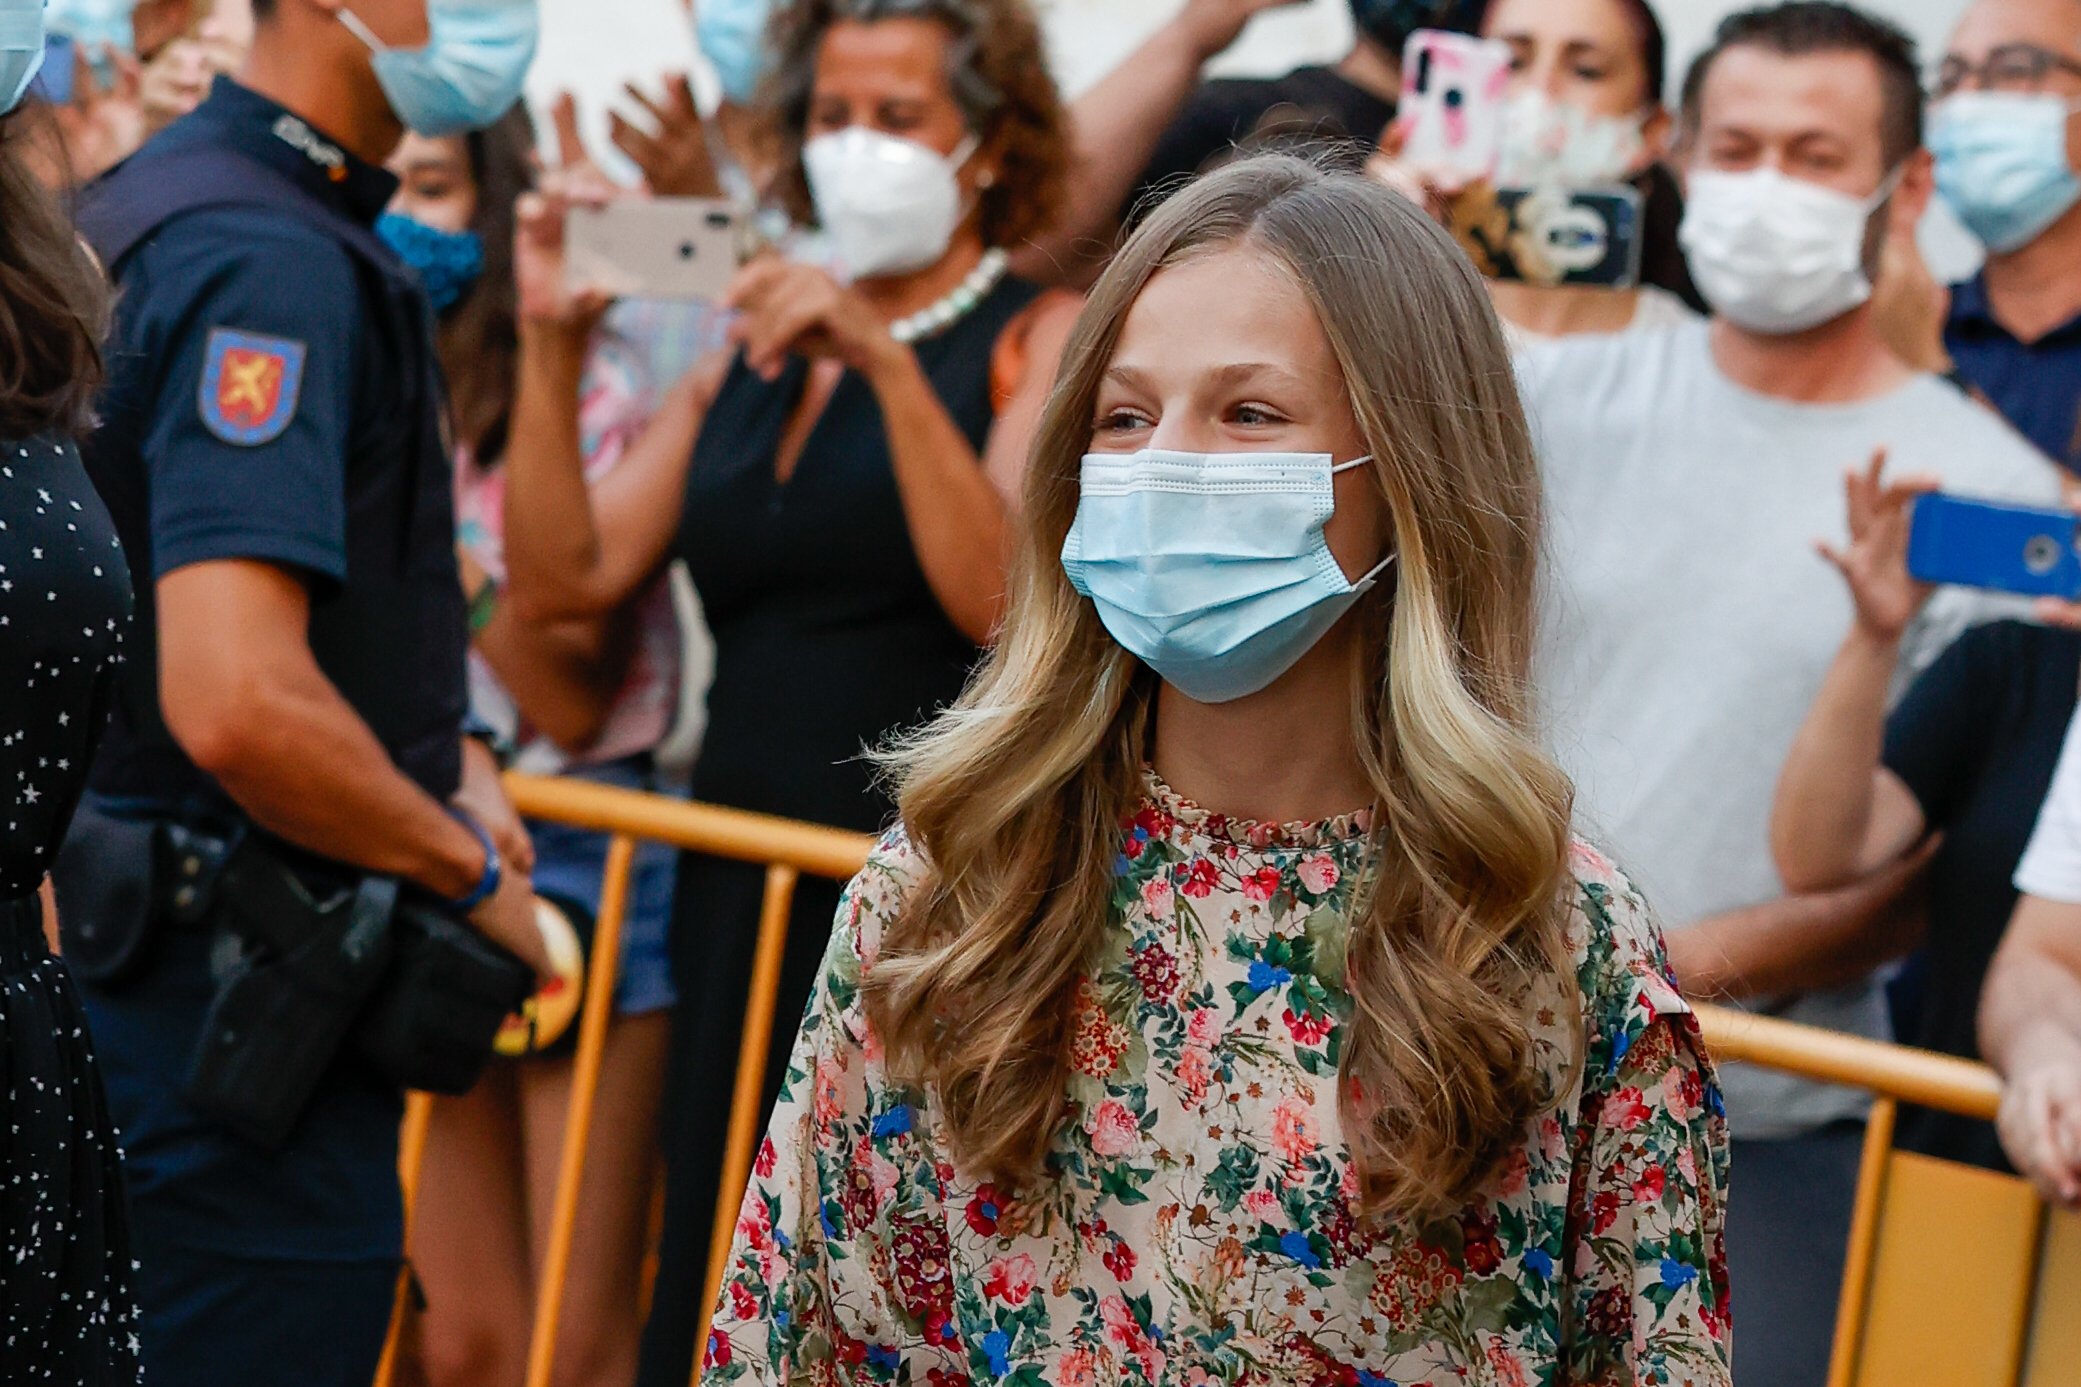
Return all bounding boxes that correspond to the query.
[514,92,624,334]
[610,73,722,198]
[1364,122,1464,226]
[723,258,904,382]
[1997,1057,2081,1207]
[1815,448,1940,643]
[1175,0,1308,62]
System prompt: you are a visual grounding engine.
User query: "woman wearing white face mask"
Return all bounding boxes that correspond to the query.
[496,4,1080,1382]
[1479,0,1702,343]
[701,152,1732,1386]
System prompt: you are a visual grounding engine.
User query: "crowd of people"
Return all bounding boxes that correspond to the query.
[0,0,2077,1383]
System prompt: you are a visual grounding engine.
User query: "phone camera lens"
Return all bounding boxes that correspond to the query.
[678,241,696,261]
[1444,87,1463,109]
[2026,534,2061,575]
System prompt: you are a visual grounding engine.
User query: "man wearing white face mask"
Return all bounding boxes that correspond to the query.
[63,1,545,1384]
[1930,0,2081,472]
[1518,5,2060,1382]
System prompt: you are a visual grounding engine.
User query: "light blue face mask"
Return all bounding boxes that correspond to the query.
[1932,91,2081,254]
[0,0,46,115]
[694,0,772,106]
[1062,449,1394,705]
[340,0,538,138]
[43,0,127,54]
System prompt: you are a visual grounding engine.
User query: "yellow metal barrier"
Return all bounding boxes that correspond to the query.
[1696,1004,2077,1387]
[373,775,874,1387]
[372,780,2072,1387]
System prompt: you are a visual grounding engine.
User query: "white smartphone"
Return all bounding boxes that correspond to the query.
[1399,29,1512,184]
[563,198,746,301]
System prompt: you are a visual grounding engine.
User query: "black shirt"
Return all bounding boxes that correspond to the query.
[1945,273,2081,472]
[1882,618,2081,1170]
[82,80,467,814]
[1128,66,1396,220]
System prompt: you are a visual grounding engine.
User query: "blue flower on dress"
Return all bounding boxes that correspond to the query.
[1279,1230,1322,1268]
[1524,1248,1554,1279]
[983,1329,1011,1374]
[871,1106,913,1138]
[1660,1257,1699,1289]
[1357,1373,1400,1387]
[866,1344,901,1371]
[1248,959,1293,993]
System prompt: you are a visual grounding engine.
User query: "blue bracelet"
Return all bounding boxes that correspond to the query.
[447,809,502,912]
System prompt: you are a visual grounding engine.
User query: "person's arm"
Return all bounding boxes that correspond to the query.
[1664,840,1936,1003]
[1772,451,1939,888]
[458,544,623,754]
[724,259,1024,642]
[1008,0,1304,284]
[1981,894,2081,1206]
[499,183,718,624]
[158,561,548,972]
[1561,862,1732,1382]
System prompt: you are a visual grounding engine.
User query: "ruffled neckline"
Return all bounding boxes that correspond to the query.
[1139,767,1374,851]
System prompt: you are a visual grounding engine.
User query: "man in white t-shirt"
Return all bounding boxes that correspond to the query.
[1992,711,2081,1209]
[1518,4,2061,1381]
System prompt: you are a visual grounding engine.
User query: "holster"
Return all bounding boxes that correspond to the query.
[182,850,396,1149]
[352,897,532,1095]
[53,802,238,987]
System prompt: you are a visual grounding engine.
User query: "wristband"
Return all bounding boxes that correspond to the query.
[447,808,502,912]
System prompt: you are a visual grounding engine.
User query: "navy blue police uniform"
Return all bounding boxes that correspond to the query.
[62,79,467,1387]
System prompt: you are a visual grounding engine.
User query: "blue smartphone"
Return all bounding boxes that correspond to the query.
[1906,492,2081,600]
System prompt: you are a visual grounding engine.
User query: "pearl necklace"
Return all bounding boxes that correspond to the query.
[888,248,1010,345]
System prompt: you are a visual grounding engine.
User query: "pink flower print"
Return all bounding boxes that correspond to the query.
[1140,873,1174,918]
[1271,1095,1319,1165]
[1086,1099,1142,1157]
[1055,1348,1096,1387]
[1632,1165,1667,1204]
[1175,1044,1213,1107]
[1486,1336,1531,1387]
[1608,1085,1653,1131]
[1243,1187,1282,1223]
[1494,1146,1531,1199]
[1100,1294,1139,1346]
[1678,1144,1699,1184]
[1186,1006,1222,1048]
[1241,865,1282,903]
[1296,853,1340,894]
[813,1053,847,1130]
[983,1252,1038,1305]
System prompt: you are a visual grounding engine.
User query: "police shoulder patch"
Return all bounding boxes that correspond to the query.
[199,327,308,447]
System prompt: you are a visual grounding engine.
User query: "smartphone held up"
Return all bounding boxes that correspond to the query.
[1907,493,2081,602]
[562,196,749,301]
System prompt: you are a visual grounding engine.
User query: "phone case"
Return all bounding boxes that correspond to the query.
[1458,184,1644,289]
[1906,493,2081,600]
[1399,30,1512,183]
[563,198,746,302]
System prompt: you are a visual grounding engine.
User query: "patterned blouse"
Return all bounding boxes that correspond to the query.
[705,775,1733,1386]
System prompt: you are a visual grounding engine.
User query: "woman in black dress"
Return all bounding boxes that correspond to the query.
[497,2,1078,1379]
[0,42,142,1387]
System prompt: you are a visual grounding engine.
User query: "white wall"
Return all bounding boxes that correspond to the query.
[529,0,1974,117]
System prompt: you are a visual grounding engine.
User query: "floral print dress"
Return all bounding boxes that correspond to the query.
[705,775,1732,1386]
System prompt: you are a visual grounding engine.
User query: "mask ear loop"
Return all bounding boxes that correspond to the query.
[335,8,389,54]
[1330,455,1374,474]
[1328,456,1396,586]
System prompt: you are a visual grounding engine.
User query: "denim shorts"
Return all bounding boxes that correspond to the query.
[525,756,679,1016]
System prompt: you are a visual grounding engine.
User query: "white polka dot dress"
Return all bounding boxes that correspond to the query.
[0,435,142,1384]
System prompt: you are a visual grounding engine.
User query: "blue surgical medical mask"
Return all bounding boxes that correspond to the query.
[694,0,771,106]
[378,212,485,314]
[0,0,46,114]
[1062,449,1393,704]
[339,0,538,138]
[1932,92,2081,254]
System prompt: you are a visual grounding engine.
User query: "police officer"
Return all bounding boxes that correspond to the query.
[61,2,543,1383]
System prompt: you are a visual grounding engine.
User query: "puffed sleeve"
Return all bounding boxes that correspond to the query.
[1559,848,1734,1387]
[129,211,363,585]
[702,827,965,1384]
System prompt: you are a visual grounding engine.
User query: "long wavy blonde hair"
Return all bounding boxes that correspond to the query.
[863,154,1579,1221]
